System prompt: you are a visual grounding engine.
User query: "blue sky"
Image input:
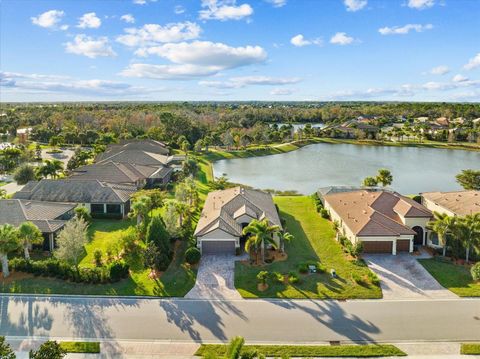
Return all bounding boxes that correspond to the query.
[1,0,479,102]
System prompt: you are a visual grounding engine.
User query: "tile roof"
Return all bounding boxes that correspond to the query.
[324,190,432,237]
[96,139,169,162]
[0,199,75,233]
[13,179,136,204]
[195,187,282,237]
[421,190,480,216]
[96,150,173,167]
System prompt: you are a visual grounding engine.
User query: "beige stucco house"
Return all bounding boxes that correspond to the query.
[421,190,480,247]
[323,190,432,254]
[194,187,282,254]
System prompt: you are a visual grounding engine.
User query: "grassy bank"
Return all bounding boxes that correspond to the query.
[195,343,406,357]
[235,196,382,299]
[418,259,480,297]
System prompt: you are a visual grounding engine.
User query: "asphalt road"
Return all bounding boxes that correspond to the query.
[1,295,480,344]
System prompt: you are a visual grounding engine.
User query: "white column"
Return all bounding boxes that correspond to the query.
[103,204,107,214]
[409,238,414,253]
[49,234,55,252]
[392,239,397,255]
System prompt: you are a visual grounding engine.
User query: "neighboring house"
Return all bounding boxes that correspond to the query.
[97,149,173,167]
[0,199,75,251]
[322,190,432,254]
[96,139,169,162]
[13,179,136,219]
[421,190,480,247]
[194,187,282,254]
[71,161,173,188]
[16,127,32,144]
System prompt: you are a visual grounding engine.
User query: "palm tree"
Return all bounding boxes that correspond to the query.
[174,201,190,227]
[376,169,393,187]
[128,195,153,236]
[36,159,64,179]
[18,222,43,260]
[427,211,456,257]
[0,224,20,278]
[243,219,280,264]
[457,213,480,263]
[0,188,6,199]
[278,231,294,253]
[362,176,378,187]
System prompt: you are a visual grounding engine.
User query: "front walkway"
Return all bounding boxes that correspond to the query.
[364,250,458,300]
[185,253,248,300]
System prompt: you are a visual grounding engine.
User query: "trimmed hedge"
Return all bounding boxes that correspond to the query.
[59,342,100,354]
[9,257,129,284]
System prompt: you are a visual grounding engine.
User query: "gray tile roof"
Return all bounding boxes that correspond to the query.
[195,187,282,237]
[96,150,173,167]
[96,139,169,162]
[0,199,75,233]
[13,179,136,204]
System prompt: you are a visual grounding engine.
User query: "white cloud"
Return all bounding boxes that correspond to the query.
[199,0,253,21]
[116,22,201,47]
[344,0,367,12]
[330,32,354,45]
[120,14,135,24]
[464,53,480,70]
[407,0,435,10]
[290,34,322,47]
[265,0,287,7]
[65,35,116,58]
[270,88,293,95]
[0,71,164,97]
[174,5,186,14]
[452,74,469,83]
[133,0,157,5]
[31,10,67,30]
[121,41,267,79]
[135,41,267,68]
[379,23,433,35]
[77,12,102,29]
[430,65,449,75]
[199,76,301,88]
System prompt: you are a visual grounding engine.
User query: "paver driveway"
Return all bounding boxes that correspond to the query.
[185,253,247,300]
[364,252,458,300]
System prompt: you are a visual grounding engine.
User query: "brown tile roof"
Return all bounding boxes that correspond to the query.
[195,187,282,237]
[324,190,432,237]
[421,190,480,216]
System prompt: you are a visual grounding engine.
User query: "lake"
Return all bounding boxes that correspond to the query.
[213,143,480,195]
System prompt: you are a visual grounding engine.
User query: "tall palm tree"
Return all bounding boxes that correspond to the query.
[0,224,20,278]
[36,159,64,179]
[243,219,280,264]
[427,211,456,257]
[376,169,393,187]
[457,213,480,263]
[128,195,152,236]
[18,221,43,260]
[174,201,190,227]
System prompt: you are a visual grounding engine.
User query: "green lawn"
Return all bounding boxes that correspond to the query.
[418,259,480,297]
[235,196,382,299]
[461,343,480,355]
[195,344,406,357]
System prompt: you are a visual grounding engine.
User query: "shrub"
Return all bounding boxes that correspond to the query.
[256,270,269,285]
[74,206,92,223]
[368,271,381,286]
[93,249,103,267]
[298,263,308,274]
[185,247,201,265]
[320,208,330,219]
[14,164,36,185]
[288,271,299,284]
[351,242,364,257]
[270,271,284,284]
[471,262,480,281]
[109,261,129,282]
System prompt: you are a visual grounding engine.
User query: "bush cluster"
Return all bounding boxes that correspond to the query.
[471,262,480,281]
[288,271,300,284]
[9,258,129,284]
[185,247,201,265]
[338,236,363,257]
[298,260,327,274]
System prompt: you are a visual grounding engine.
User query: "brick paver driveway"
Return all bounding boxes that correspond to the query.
[185,253,247,300]
[364,252,458,300]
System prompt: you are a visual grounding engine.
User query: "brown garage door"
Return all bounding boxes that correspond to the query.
[201,240,236,254]
[362,241,393,254]
[397,239,411,252]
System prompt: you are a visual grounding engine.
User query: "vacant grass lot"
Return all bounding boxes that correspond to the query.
[235,196,382,299]
[418,259,480,297]
[195,343,406,357]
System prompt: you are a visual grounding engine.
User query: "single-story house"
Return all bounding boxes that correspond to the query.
[194,187,282,254]
[0,199,75,251]
[96,139,170,162]
[71,161,173,188]
[96,149,173,168]
[421,190,480,247]
[13,179,136,219]
[323,190,432,254]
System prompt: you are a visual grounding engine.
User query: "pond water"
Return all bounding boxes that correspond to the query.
[213,143,480,195]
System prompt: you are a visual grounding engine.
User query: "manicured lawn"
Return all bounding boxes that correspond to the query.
[195,344,406,357]
[418,259,480,297]
[59,341,100,353]
[461,343,480,355]
[235,196,382,299]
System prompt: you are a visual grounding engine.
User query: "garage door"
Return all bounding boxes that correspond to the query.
[362,241,393,254]
[201,240,236,254]
[397,239,411,252]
